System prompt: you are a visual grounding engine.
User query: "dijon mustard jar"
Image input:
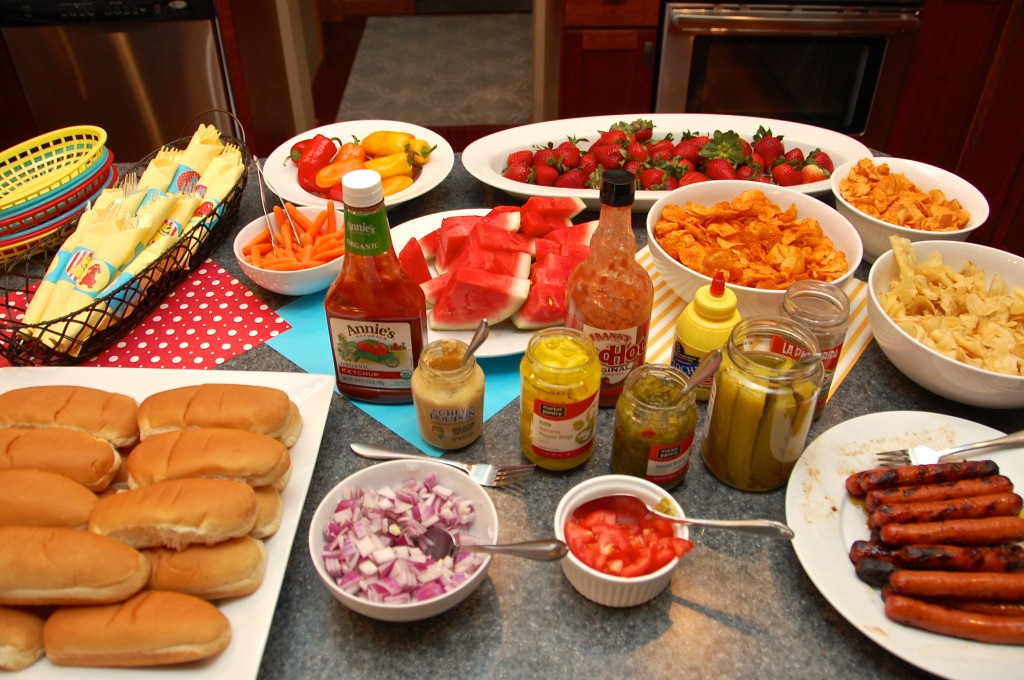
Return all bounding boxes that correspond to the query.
[411,338,485,450]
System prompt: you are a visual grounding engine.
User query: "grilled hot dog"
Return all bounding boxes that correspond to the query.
[879,516,1024,547]
[884,593,1024,644]
[888,570,1024,601]
[864,475,1015,511]
[846,461,1000,497]
[850,540,1024,573]
[868,492,1023,529]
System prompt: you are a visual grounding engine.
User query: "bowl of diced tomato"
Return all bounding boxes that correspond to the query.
[555,475,692,608]
[234,203,346,296]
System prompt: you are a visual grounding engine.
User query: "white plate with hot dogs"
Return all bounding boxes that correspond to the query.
[786,411,1024,680]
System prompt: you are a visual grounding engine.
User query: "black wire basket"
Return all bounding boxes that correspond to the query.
[0,135,251,366]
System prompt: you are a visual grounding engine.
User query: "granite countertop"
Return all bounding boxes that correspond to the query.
[207,158,1021,680]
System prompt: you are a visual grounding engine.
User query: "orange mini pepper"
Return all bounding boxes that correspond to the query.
[315,156,366,189]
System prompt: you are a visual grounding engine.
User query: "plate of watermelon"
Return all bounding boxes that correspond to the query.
[390,198,597,358]
[461,113,873,212]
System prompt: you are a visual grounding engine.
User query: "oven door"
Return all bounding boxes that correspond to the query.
[655,3,921,147]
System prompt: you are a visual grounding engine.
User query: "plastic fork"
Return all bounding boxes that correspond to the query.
[349,443,535,488]
[874,429,1024,467]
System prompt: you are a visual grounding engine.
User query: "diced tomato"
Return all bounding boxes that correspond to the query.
[578,509,617,532]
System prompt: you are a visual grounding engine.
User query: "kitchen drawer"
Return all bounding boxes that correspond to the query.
[563,0,660,27]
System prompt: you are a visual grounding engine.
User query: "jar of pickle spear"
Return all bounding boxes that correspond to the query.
[611,364,697,490]
[519,327,601,471]
[702,317,823,492]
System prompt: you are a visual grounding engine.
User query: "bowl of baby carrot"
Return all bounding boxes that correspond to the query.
[234,201,345,296]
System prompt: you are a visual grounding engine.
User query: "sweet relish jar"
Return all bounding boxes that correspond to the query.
[702,317,823,492]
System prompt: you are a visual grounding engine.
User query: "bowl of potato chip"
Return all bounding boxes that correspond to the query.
[867,236,1024,408]
[831,157,989,263]
[646,181,862,318]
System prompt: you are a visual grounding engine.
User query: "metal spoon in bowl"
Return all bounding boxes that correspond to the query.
[416,525,567,562]
[461,318,489,366]
[579,495,795,540]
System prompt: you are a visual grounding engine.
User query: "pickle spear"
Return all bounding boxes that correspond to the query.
[724,371,767,489]
[703,363,739,482]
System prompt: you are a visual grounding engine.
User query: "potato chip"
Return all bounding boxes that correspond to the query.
[839,158,970,231]
[879,236,1024,376]
[653,189,849,290]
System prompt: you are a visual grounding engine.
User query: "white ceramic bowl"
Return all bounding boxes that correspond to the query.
[554,475,688,608]
[646,181,863,317]
[233,205,344,296]
[831,157,989,263]
[308,459,498,622]
[867,240,1024,408]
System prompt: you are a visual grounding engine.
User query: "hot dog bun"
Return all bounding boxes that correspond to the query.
[0,427,121,492]
[144,535,268,600]
[88,477,258,550]
[126,428,291,490]
[251,485,283,539]
[0,469,98,528]
[136,384,302,447]
[0,606,45,671]
[0,385,139,448]
[0,527,149,606]
[43,590,231,667]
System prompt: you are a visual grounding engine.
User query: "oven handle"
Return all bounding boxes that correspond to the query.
[668,6,920,34]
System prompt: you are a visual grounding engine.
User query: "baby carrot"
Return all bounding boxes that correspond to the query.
[285,202,314,233]
[326,200,338,233]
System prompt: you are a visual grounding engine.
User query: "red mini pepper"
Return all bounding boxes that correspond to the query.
[296,134,339,194]
[288,139,311,164]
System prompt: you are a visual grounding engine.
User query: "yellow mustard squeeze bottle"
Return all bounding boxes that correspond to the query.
[519,327,601,471]
[671,269,741,401]
[411,338,485,450]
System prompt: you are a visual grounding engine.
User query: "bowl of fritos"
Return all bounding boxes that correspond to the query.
[234,203,345,296]
[646,181,862,318]
[867,236,1024,408]
[831,157,989,263]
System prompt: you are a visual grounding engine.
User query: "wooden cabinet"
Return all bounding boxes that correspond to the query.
[886,0,1024,256]
[555,0,661,118]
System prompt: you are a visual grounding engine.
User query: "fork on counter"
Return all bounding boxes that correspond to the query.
[350,443,535,488]
[874,429,1024,467]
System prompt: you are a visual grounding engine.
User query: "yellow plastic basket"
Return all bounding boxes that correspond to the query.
[0,126,107,212]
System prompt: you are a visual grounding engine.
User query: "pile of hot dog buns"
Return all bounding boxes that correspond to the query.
[846,460,1024,644]
[0,383,302,671]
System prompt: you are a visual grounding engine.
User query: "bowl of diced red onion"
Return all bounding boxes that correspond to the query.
[308,459,498,622]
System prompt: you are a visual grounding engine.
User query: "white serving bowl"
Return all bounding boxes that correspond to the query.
[867,240,1024,408]
[554,475,688,608]
[831,156,989,263]
[233,205,344,296]
[646,180,863,317]
[308,459,498,622]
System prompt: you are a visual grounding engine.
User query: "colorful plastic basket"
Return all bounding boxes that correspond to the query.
[0,126,107,212]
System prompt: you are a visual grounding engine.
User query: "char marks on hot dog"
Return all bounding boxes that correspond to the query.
[864,475,1015,511]
[850,461,1000,496]
[879,516,1024,547]
[868,492,1023,529]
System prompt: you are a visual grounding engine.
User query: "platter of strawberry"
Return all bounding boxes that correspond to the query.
[462,114,873,211]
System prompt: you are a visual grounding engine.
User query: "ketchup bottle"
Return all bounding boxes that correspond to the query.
[564,169,653,407]
[324,169,427,403]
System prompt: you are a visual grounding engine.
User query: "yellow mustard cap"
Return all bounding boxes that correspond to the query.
[693,270,738,320]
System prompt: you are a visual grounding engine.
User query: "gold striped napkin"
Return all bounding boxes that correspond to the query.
[636,246,873,399]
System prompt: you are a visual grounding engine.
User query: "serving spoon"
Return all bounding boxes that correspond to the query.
[461,318,489,366]
[576,495,795,540]
[416,525,567,562]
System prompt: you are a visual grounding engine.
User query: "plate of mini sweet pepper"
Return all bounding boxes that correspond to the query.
[263,120,455,209]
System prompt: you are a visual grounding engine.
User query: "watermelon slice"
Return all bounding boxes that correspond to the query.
[562,242,591,262]
[478,208,521,233]
[398,237,432,285]
[453,246,532,278]
[521,196,586,219]
[418,228,441,259]
[468,222,536,256]
[519,210,572,238]
[435,215,479,272]
[543,220,600,248]
[533,239,561,261]
[420,271,452,307]
[430,268,531,330]
[511,282,567,329]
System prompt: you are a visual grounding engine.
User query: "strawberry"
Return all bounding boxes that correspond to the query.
[755,175,773,184]
[623,159,644,178]
[631,118,655,143]
[554,140,582,169]
[800,163,830,184]
[699,130,746,166]
[672,139,703,166]
[579,152,599,177]
[591,143,624,170]
[736,164,755,181]
[753,126,785,166]
[625,141,648,163]
[639,167,668,190]
[533,146,555,168]
[704,158,738,181]
[771,163,802,187]
[784,148,805,165]
[555,168,587,188]
[506,150,533,167]
[809,149,834,173]
[534,163,559,186]
[597,128,629,146]
[502,162,532,183]
[664,176,679,191]
[677,170,709,186]
[647,139,675,162]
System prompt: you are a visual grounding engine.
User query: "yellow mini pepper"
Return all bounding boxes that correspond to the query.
[405,139,436,165]
[362,130,415,157]
[364,152,414,180]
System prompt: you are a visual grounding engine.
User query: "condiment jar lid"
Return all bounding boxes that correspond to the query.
[341,169,384,208]
[600,169,635,207]
[694,270,738,319]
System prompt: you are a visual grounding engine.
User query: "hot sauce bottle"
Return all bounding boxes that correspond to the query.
[324,169,427,404]
[565,169,653,407]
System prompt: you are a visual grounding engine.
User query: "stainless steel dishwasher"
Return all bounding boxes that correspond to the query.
[0,0,238,161]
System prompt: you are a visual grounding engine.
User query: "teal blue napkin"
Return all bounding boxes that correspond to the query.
[266,290,522,455]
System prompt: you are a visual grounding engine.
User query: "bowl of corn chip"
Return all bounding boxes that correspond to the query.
[831,157,989,263]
